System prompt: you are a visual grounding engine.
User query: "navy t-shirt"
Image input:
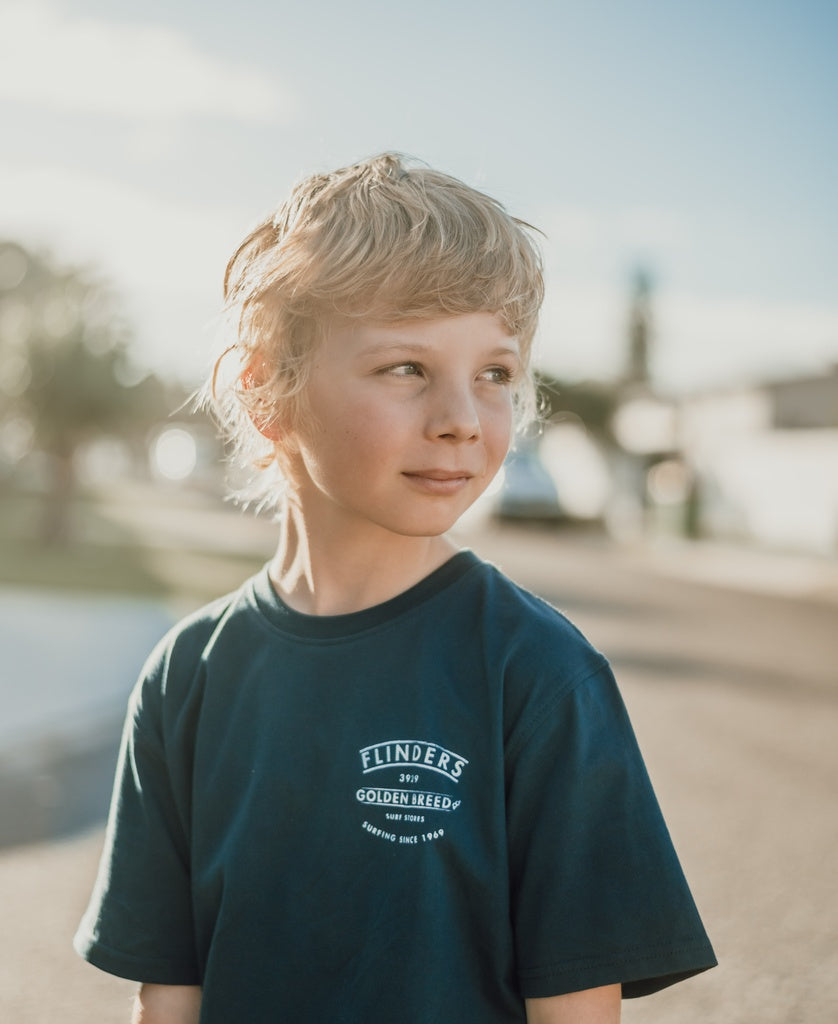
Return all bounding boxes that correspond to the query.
[75,551,715,1021]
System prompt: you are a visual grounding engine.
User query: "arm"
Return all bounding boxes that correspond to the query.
[526,984,621,1024]
[131,984,202,1024]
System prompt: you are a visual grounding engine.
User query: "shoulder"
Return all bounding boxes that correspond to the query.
[128,572,261,728]
[141,590,241,683]
[465,555,607,681]
[461,555,612,751]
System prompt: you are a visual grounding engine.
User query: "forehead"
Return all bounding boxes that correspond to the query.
[321,312,519,358]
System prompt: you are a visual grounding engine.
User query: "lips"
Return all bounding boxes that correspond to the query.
[402,469,474,495]
[405,470,472,481]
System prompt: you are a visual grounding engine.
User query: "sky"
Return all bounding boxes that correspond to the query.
[1,0,836,394]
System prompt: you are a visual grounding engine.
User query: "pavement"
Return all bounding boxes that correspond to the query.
[622,534,838,605]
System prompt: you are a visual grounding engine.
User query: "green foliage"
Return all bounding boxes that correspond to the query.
[536,371,619,445]
[0,489,265,603]
[0,240,165,456]
[0,240,188,540]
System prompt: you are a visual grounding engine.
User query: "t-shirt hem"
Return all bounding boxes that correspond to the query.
[517,941,717,999]
[74,933,201,986]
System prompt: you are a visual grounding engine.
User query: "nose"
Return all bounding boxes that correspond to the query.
[425,379,481,442]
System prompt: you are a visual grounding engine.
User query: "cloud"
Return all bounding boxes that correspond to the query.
[654,292,838,391]
[533,201,838,390]
[539,279,838,392]
[0,157,267,377]
[537,279,626,381]
[0,1,294,122]
[0,159,250,290]
[3,157,837,390]
[538,202,688,264]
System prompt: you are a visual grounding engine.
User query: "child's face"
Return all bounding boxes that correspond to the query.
[284,311,519,541]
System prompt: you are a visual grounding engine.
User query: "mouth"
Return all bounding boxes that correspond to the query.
[405,470,472,481]
[402,470,474,495]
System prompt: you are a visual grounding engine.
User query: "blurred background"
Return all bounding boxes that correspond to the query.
[1,1,836,1021]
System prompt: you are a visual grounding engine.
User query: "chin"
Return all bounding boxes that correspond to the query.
[384,514,463,539]
[366,497,475,540]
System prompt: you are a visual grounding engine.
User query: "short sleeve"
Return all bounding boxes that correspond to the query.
[73,651,201,984]
[506,663,716,999]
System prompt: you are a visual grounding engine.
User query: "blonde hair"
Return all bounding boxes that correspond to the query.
[207,152,545,510]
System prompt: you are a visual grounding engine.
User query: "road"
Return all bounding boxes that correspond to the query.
[2,525,836,1023]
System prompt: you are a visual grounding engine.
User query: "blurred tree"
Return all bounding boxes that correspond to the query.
[0,240,174,542]
[536,269,657,447]
[536,372,619,447]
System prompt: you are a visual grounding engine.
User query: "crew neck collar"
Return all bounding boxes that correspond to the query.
[249,549,481,640]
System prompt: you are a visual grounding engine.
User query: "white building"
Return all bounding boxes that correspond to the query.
[676,367,838,554]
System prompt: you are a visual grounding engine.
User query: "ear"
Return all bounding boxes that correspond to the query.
[240,361,283,442]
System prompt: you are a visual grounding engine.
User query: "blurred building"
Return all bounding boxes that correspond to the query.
[766,364,838,430]
[675,365,838,555]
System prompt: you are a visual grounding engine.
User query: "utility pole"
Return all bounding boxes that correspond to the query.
[624,268,653,388]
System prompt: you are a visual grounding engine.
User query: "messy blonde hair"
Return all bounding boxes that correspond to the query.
[207,152,545,510]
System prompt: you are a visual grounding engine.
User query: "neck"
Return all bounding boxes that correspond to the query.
[269,497,459,616]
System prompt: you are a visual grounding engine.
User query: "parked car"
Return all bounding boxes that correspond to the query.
[494,448,564,523]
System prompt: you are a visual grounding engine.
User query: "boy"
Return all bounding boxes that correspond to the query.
[75,153,716,1023]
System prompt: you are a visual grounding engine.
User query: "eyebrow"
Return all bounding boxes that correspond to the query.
[360,342,521,360]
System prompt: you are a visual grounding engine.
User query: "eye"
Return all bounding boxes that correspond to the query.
[480,365,516,385]
[384,362,423,378]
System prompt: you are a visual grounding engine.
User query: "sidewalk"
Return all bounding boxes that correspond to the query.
[459,521,838,608]
[1,829,137,1022]
[621,536,838,605]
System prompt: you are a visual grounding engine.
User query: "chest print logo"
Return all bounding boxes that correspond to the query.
[356,739,468,846]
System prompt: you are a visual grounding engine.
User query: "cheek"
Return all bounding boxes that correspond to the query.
[482,401,514,462]
[308,399,403,477]
[332,394,409,446]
